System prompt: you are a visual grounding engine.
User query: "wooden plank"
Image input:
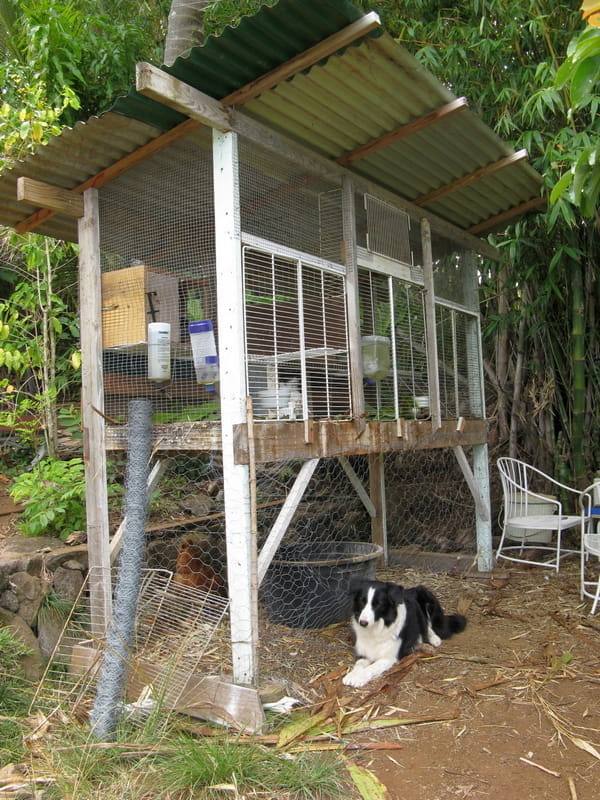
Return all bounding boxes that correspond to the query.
[214,129,258,687]
[452,445,490,522]
[234,418,489,464]
[338,456,376,517]
[414,150,529,207]
[257,458,319,585]
[472,442,493,571]
[342,176,365,422]
[467,195,547,235]
[421,218,442,429]
[136,62,232,131]
[105,420,222,451]
[369,453,387,565]
[17,176,84,217]
[107,417,488,458]
[78,188,112,636]
[230,11,381,106]
[337,97,468,166]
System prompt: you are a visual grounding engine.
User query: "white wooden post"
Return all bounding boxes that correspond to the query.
[78,188,112,636]
[213,128,258,686]
[473,443,493,571]
[421,218,442,429]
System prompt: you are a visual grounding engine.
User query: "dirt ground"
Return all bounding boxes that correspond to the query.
[2,483,600,800]
[268,560,600,800]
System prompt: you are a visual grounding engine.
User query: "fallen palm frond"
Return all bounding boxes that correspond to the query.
[344,757,392,800]
[530,682,600,761]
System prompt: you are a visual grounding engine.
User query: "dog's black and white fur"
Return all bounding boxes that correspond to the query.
[343,579,467,688]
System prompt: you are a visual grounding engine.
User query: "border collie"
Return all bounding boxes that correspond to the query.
[343,578,467,688]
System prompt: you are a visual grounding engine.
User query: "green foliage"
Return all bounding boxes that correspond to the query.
[159,733,345,799]
[0,627,32,763]
[9,457,87,539]
[0,233,80,457]
[551,26,600,219]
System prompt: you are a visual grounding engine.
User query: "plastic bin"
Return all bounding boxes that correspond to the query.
[261,541,383,628]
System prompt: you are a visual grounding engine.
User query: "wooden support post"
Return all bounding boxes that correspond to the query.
[78,188,111,636]
[421,218,442,429]
[369,453,387,565]
[342,176,364,423]
[213,129,258,686]
[473,443,493,571]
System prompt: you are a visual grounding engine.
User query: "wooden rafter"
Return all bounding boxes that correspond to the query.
[467,194,547,235]
[17,176,84,218]
[414,149,529,207]
[336,97,469,167]
[14,12,381,235]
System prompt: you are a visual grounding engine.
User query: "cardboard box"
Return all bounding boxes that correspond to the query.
[101,264,180,349]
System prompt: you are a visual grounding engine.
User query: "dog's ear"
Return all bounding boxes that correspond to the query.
[348,577,369,596]
[387,583,405,605]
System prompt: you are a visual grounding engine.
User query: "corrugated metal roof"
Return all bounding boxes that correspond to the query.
[0,0,543,244]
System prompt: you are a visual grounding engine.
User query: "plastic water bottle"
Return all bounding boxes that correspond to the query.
[196,354,219,388]
[147,322,171,382]
[189,320,219,386]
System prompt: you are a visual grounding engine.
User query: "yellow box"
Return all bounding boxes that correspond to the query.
[101,264,180,349]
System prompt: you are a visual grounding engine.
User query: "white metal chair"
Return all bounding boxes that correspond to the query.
[496,457,581,571]
[579,483,600,613]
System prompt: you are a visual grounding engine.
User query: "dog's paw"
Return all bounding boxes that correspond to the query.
[429,632,442,647]
[342,669,368,688]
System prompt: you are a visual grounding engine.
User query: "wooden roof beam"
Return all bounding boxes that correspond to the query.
[414,149,529,207]
[17,176,84,218]
[467,195,547,235]
[336,97,469,167]
[14,12,381,235]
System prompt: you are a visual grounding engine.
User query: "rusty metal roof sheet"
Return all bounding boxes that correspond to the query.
[0,0,543,244]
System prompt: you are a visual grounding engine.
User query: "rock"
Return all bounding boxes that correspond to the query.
[36,606,67,661]
[52,563,85,603]
[9,571,50,627]
[0,607,44,681]
[181,491,214,517]
[0,589,19,613]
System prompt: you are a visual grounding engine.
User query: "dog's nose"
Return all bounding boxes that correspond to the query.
[359,619,369,627]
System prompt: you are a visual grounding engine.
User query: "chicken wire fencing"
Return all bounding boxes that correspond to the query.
[97,130,484,429]
[102,449,477,632]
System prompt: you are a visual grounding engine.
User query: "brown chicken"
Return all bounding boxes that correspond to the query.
[173,536,226,596]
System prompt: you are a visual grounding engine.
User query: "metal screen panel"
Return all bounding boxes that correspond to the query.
[243,244,351,421]
[364,194,412,265]
[239,139,342,262]
[436,304,483,418]
[358,268,429,420]
[99,134,220,423]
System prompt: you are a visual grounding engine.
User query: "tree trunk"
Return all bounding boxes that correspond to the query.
[570,254,586,482]
[164,0,212,66]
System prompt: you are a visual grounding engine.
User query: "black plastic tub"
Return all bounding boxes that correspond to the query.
[261,541,383,629]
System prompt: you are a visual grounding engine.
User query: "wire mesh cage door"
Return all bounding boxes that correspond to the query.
[33,568,229,729]
[358,268,429,421]
[436,304,483,419]
[243,244,351,422]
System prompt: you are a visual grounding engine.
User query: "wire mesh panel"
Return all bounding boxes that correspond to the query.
[436,304,483,419]
[99,134,220,423]
[243,244,351,421]
[364,194,413,265]
[239,138,342,261]
[384,449,478,554]
[33,568,230,728]
[358,268,429,420]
